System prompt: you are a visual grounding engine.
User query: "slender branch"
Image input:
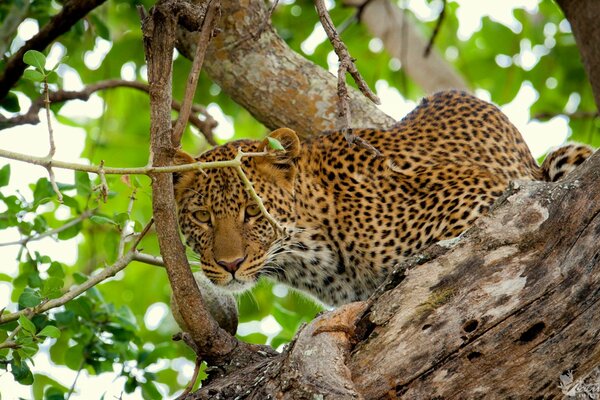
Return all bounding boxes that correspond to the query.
[0,220,154,325]
[176,357,202,399]
[0,0,108,100]
[95,160,109,202]
[423,0,446,57]
[314,0,380,110]
[133,252,202,268]
[0,0,31,57]
[117,189,137,259]
[43,78,63,202]
[0,147,243,175]
[172,0,220,148]
[235,149,285,234]
[0,210,93,247]
[0,340,19,350]
[534,110,599,120]
[0,79,217,145]
[65,359,84,400]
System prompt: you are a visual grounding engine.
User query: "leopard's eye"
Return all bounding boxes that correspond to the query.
[192,210,211,224]
[245,203,261,219]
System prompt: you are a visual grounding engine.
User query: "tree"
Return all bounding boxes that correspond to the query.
[0,0,598,398]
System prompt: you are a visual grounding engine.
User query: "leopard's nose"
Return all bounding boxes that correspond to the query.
[216,256,246,273]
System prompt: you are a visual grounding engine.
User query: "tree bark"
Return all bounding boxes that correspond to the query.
[178,0,395,138]
[185,148,600,398]
[556,0,600,110]
[342,0,469,94]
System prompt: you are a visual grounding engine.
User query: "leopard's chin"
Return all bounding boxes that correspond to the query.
[207,274,257,294]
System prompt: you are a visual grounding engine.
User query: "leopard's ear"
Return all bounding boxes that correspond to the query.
[172,150,196,201]
[255,128,301,192]
[259,128,300,163]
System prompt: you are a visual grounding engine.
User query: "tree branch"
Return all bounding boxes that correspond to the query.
[0,209,93,247]
[0,220,153,325]
[172,0,219,148]
[555,0,600,110]
[0,79,218,145]
[342,0,468,93]
[0,0,108,101]
[178,0,395,138]
[314,0,380,131]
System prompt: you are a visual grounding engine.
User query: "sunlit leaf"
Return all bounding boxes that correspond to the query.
[23,50,47,72]
[38,325,61,339]
[0,164,10,187]
[19,315,37,335]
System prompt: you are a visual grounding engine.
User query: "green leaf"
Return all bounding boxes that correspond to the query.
[38,325,61,339]
[61,195,81,211]
[41,276,64,298]
[33,178,55,205]
[0,92,20,112]
[141,381,162,400]
[124,376,138,393]
[0,164,10,187]
[44,386,66,400]
[19,315,37,334]
[18,288,42,308]
[23,50,47,72]
[57,219,82,240]
[267,137,285,150]
[64,343,84,370]
[90,215,116,225]
[23,69,45,82]
[10,360,34,385]
[75,171,92,197]
[47,262,65,278]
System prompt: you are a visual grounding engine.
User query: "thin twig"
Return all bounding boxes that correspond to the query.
[314,0,380,115]
[133,252,202,268]
[0,220,154,325]
[0,79,217,145]
[172,0,220,148]
[0,0,107,101]
[95,160,109,202]
[43,78,63,202]
[0,209,93,247]
[235,148,285,235]
[65,360,84,400]
[0,340,19,350]
[0,147,240,175]
[176,357,202,399]
[534,110,599,120]
[117,188,137,259]
[423,0,446,57]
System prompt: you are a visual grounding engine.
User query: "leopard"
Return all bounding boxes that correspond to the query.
[173,90,593,306]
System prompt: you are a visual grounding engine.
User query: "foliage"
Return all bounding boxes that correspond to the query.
[0,0,598,398]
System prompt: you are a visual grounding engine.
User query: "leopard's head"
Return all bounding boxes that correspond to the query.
[173,128,301,293]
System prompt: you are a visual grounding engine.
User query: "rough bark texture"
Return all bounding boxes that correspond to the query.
[178,0,395,138]
[556,0,600,110]
[186,149,600,398]
[144,0,277,371]
[342,0,469,93]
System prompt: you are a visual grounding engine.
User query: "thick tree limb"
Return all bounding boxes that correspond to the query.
[178,0,395,138]
[142,0,276,371]
[0,0,107,101]
[189,148,600,397]
[555,0,600,110]
[343,0,468,94]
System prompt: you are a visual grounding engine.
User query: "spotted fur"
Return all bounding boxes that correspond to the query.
[174,91,592,306]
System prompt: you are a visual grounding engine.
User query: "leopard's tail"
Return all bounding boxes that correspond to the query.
[540,143,594,182]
